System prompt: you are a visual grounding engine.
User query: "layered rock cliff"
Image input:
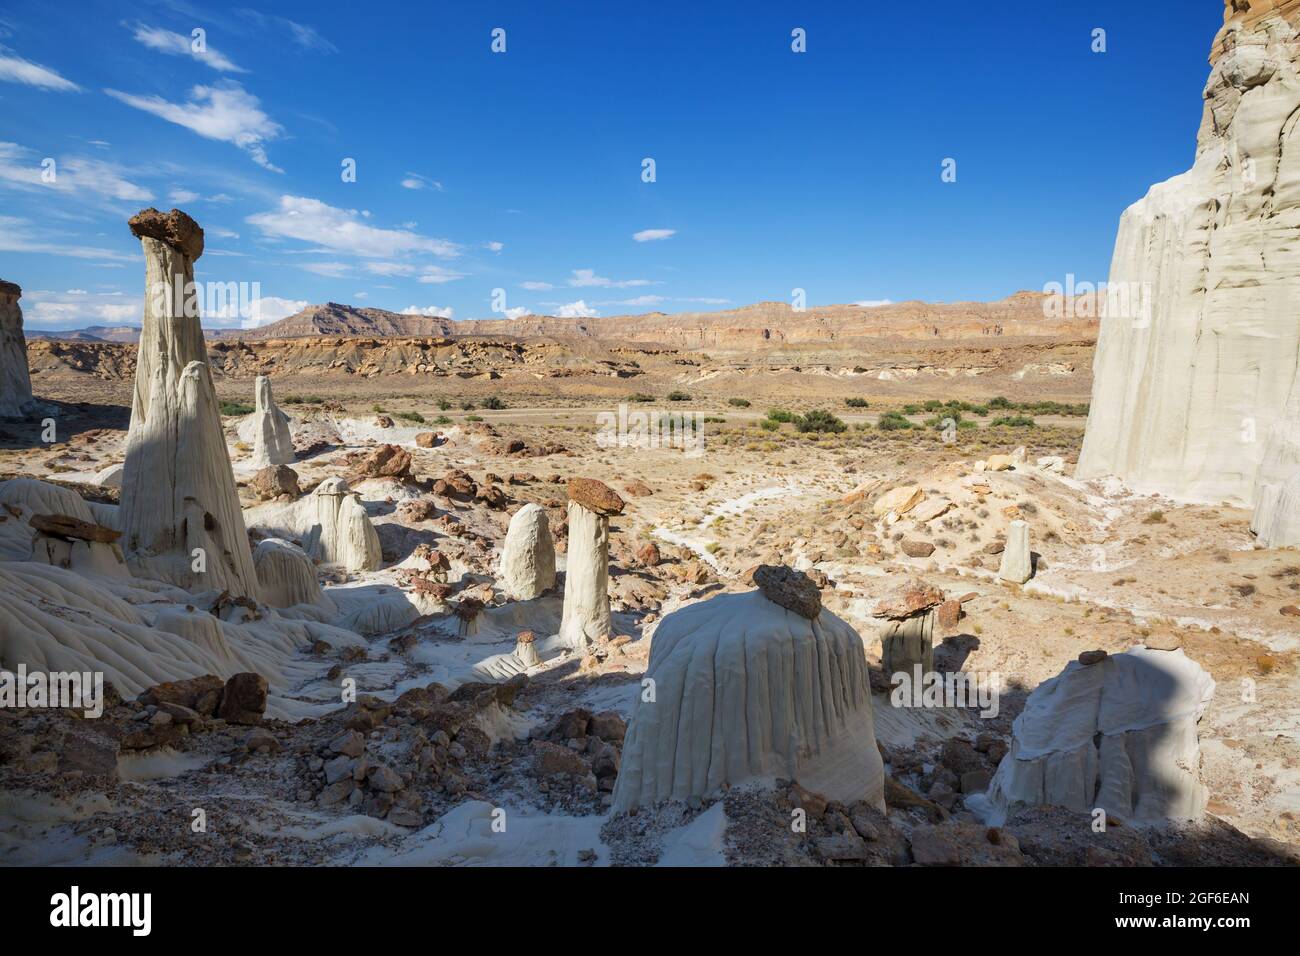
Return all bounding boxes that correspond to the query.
[1078,1,1300,537]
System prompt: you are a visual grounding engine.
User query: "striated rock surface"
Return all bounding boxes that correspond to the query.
[0,280,34,417]
[1078,1,1300,521]
[612,590,885,813]
[1250,393,1300,546]
[250,375,294,468]
[982,648,1216,824]
[558,478,620,649]
[499,503,555,600]
[253,537,334,612]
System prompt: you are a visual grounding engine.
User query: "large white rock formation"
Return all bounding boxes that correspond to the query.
[253,537,335,612]
[558,478,623,649]
[499,503,555,600]
[982,647,1216,824]
[251,375,295,468]
[612,588,886,813]
[118,209,260,597]
[0,280,34,418]
[0,478,126,578]
[245,477,382,573]
[1078,1,1300,542]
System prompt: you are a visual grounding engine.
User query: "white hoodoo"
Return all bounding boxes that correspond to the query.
[499,503,556,600]
[251,375,295,468]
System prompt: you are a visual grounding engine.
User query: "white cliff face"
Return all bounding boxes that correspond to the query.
[983,648,1216,824]
[1078,2,1300,530]
[499,503,556,600]
[0,281,34,418]
[1251,394,1300,546]
[251,375,295,468]
[612,590,886,814]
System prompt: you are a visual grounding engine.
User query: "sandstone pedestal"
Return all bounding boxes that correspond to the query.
[0,280,34,418]
[558,479,623,650]
[499,503,556,599]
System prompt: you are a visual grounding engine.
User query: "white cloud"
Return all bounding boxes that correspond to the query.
[206,294,307,329]
[207,226,239,239]
[353,291,368,299]
[555,300,599,318]
[679,297,731,305]
[105,82,283,171]
[520,280,552,291]
[595,294,664,307]
[130,24,246,73]
[0,142,153,202]
[400,172,443,191]
[23,289,141,329]
[417,266,466,284]
[567,268,650,289]
[0,51,80,91]
[484,240,503,252]
[300,261,350,277]
[854,299,894,308]
[401,305,453,318]
[169,188,201,203]
[248,196,459,259]
[502,306,528,319]
[632,228,675,242]
[0,214,136,261]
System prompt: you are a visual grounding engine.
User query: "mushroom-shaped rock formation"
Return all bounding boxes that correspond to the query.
[873,578,944,677]
[981,647,1216,824]
[0,280,34,418]
[253,538,335,612]
[250,375,295,468]
[1077,1,1300,510]
[515,630,541,667]
[499,503,556,600]
[997,519,1032,584]
[558,478,624,649]
[612,588,885,813]
[122,360,260,597]
[308,477,382,572]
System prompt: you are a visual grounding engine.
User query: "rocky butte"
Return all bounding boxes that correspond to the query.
[1078,0,1300,548]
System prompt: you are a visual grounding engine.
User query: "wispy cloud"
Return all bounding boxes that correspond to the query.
[130,24,246,73]
[0,215,136,262]
[0,142,154,202]
[484,240,503,252]
[568,268,651,289]
[237,11,338,53]
[247,195,460,260]
[520,280,552,291]
[854,299,894,308]
[400,172,443,191]
[0,50,80,91]
[300,261,350,277]
[105,82,283,171]
[23,289,140,329]
[632,228,675,242]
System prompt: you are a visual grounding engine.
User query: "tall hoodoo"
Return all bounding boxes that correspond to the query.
[1077,1,1300,540]
[499,502,556,600]
[558,478,623,649]
[251,375,295,468]
[119,209,260,598]
[0,280,34,417]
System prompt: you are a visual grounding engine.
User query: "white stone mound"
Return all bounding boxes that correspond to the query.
[1078,5,1300,515]
[245,477,382,573]
[499,503,555,600]
[253,538,335,612]
[983,647,1216,824]
[559,502,611,649]
[0,280,34,418]
[0,478,127,579]
[250,375,295,468]
[997,519,1032,583]
[612,590,886,813]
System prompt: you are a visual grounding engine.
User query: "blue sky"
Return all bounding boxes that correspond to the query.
[0,0,1222,330]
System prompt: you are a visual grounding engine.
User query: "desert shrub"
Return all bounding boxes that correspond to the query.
[482,396,505,410]
[704,416,726,423]
[989,396,1013,409]
[627,392,655,403]
[957,419,978,430]
[465,414,483,422]
[666,390,691,402]
[437,399,451,411]
[877,410,915,431]
[395,411,425,423]
[989,415,1036,428]
[759,419,779,432]
[219,401,254,416]
[845,397,869,408]
[853,421,872,431]
[283,395,323,405]
[460,401,476,411]
[372,404,387,413]
[727,397,751,407]
[901,403,922,415]
[794,409,847,433]
[434,415,452,425]
[767,408,794,423]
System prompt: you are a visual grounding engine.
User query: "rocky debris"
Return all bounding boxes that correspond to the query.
[433,469,477,501]
[623,479,653,497]
[873,578,945,620]
[28,513,121,544]
[139,675,224,716]
[872,484,923,518]
[899,538,935,558]
[753,564,821,619]
[0,279,34,417]
[217,672,268,725]
[250,375,294,468]
[1078,649,1108,665]
[414,431,444,448]
[567,477,625,516]
[127,207,204,259]
[1143,633,1183,651]
[374,415,394,428]
[349,443,411,480]
[1281,605,1300,617]
[910,497,952,523]
[396,498,438,522]
[499,502,556,600]
[635,541,661,567]
[936,598,963,630]
[910,824,1024,866]
[997,519,1032,584]
[475,483,509,510]
[249,464,299,500]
